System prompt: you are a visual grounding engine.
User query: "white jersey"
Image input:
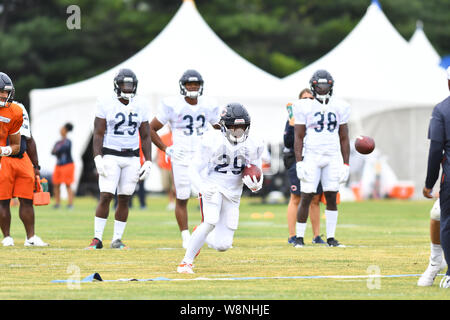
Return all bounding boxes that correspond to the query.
[191,130,264,202]
[16,102,31,138]
[156,95,220,153]
[95,94,150,151]
[293,96,350,155]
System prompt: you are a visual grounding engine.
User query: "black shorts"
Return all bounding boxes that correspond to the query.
[287,163,323,195]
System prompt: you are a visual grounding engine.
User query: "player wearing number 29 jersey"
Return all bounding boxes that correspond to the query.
[177,103,264,274]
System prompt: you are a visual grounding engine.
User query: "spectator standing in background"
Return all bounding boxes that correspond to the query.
[51,123,75,209]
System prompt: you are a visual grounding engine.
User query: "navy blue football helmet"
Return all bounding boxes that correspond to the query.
[0,72,15,107]
[114,68,138,100]
[309,69,334,102]
[219,103,251,144]
[179,69,204,98]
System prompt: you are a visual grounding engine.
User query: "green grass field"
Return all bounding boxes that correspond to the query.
[0,195,449,300]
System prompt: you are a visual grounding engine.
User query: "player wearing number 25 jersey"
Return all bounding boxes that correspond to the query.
[177,103,264,274]
[293,70,350,248]
[150,69,220,249]
[87,68,152,250]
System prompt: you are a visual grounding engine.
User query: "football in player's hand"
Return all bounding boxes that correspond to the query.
[355,135,375,154]
[242,164,262,182]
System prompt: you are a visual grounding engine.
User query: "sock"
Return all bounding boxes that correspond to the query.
[112,220,127,241]
[183,223,214,264]
[296,222,307,238]
[325,210,338,239]
[94,217,107,241]
[181,229,191,242]
[430,243,443,265]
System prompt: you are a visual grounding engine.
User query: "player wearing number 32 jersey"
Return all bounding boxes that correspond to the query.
[150,69,220,249]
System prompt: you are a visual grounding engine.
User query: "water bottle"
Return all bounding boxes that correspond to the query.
[40,178,48,192]
[286,102,293,119]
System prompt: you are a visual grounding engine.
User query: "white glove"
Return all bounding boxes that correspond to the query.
[0,146,12,156]
[296,161,311,182]
[94,155,108,177]
[139,160,152,181]
[243,174,263,192]
[201,184,218,201]
[165,146,187,163]
[339,164,350,183]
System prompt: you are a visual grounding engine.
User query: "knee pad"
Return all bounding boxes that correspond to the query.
[430,199,441,221]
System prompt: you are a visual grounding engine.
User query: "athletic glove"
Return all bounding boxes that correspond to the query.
[200,184,218,201]
[165,146,187,163]
[339,164,350,183]
[243,174,263,192]
[0,146,12,156]
[139,161,152,181]
[296,161,310,182]
[94,155,108,177]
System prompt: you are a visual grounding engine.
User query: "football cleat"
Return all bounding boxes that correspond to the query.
[288,235,297,244]
[24,235,49,247]
[177,262,194,274]
[2,236,14,247]
[86,237,103,250]
[327,237,345,247]
[312,235,326,244]
[293,237,304,248]
[110,239,128,249]
[418,263,442,287]
[439,275,450,288]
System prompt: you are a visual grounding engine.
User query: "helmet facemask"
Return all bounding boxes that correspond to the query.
[222,120,250,144]
[116,77,136,101]
[312,79,333,104]
[180,80,203,99]
[0,87,14,108]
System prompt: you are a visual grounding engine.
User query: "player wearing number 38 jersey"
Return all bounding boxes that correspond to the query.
[292,69,351,248]
[150,69,220,249]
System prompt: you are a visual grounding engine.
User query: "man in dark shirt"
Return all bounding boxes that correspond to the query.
[423,66,450,288]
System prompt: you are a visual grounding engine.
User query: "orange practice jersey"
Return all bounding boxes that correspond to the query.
[0,102,23,145]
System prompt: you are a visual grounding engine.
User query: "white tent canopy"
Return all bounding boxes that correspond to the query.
[30,0,288,191]
[282,0,448,197]
[409,21,441,66]
[282,1,448,119]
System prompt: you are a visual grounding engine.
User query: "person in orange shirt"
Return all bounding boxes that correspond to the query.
[157,130,176,211]
[51,122,75,209]
[0,72,48,247]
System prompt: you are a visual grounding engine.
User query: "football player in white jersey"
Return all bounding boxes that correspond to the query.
[177,103,264,274]
[150,69,220,248]
[293,69,351,247]
[87,68,152,250]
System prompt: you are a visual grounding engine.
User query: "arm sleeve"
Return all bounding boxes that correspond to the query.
[283,120,295,149]
[425,140,444,189]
